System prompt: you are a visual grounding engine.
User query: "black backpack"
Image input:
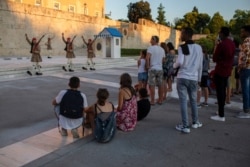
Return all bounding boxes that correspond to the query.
[60,89,84,119]
[94,103,116,143]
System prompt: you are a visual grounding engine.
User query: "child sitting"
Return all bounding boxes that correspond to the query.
[137,88,151,121]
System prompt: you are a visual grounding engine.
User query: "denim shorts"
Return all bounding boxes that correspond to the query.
[138,72,148,82]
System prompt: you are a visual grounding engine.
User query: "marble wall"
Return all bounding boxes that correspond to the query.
[0,1,180,57]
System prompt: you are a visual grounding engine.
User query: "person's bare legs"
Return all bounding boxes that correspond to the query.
[149,85,155,104]
[142,81,147,89]
[226,87,231,104]
[162,80,167,100]
[157,84,163,104]
[204,87,209,103]
[167,78,172,91]
[137,81,142,90]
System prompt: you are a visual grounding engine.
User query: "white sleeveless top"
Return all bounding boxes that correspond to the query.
[138,59,146,73]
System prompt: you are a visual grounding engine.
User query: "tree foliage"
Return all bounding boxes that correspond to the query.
[127,0,153,23]
[192,6,199,13]
[174,6,210,34]
[156,3,167,25]
[208,12,225,34]
[229,10,250,35]
[196,37,214,54]
[195,13,210,33]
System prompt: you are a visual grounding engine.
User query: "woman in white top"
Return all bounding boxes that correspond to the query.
[137,49,148,89]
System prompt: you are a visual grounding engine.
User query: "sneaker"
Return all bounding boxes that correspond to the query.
[62,66,67,72]
[210,115,225,122]
[82,66,88,70]
[47,56,52,59]
[60,128,68,136]
[197,104,202,108]
[201,102,208,107]
[192,122,203,128]
[71,128,79,138]
[27,71,32,76]
[175,124,190,133]
[69,69,74,72]
[236,111,250,119]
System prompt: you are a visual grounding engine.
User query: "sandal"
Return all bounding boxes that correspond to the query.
[167,88,172,92]
[157,100,163,105]
[157,102,162,105]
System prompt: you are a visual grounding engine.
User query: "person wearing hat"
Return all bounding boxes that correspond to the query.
[45,35,55,59]
[62,33,76,72]
[25,33,45,76]
[82,36,97,70]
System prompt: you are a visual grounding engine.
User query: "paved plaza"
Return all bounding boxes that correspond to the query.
[0,56,249,167]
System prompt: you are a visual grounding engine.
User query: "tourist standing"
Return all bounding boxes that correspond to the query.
[236,25,250,118]
[210,27,235,121]
[146,36,165,105]
[197,46,210,108]
[162,42,176,100]
[137,49,148,89]
[174,27,203,133]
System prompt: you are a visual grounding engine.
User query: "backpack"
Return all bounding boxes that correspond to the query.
[60,89,84,119]
[94,103,116,143]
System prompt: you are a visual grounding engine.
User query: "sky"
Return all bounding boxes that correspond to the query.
[105,0,250,23]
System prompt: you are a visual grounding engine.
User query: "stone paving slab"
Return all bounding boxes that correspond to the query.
[0,61,249,167]
[0,56,138,82]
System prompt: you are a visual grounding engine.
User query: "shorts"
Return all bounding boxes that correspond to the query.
[200,75,208,87]
[148,69,163,86]
[138,72,148,82]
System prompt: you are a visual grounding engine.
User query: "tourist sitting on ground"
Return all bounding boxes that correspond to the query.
[84,88,116,143]
[116,73,137,131]
[52,76,88,138]
[137,88,151,121]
